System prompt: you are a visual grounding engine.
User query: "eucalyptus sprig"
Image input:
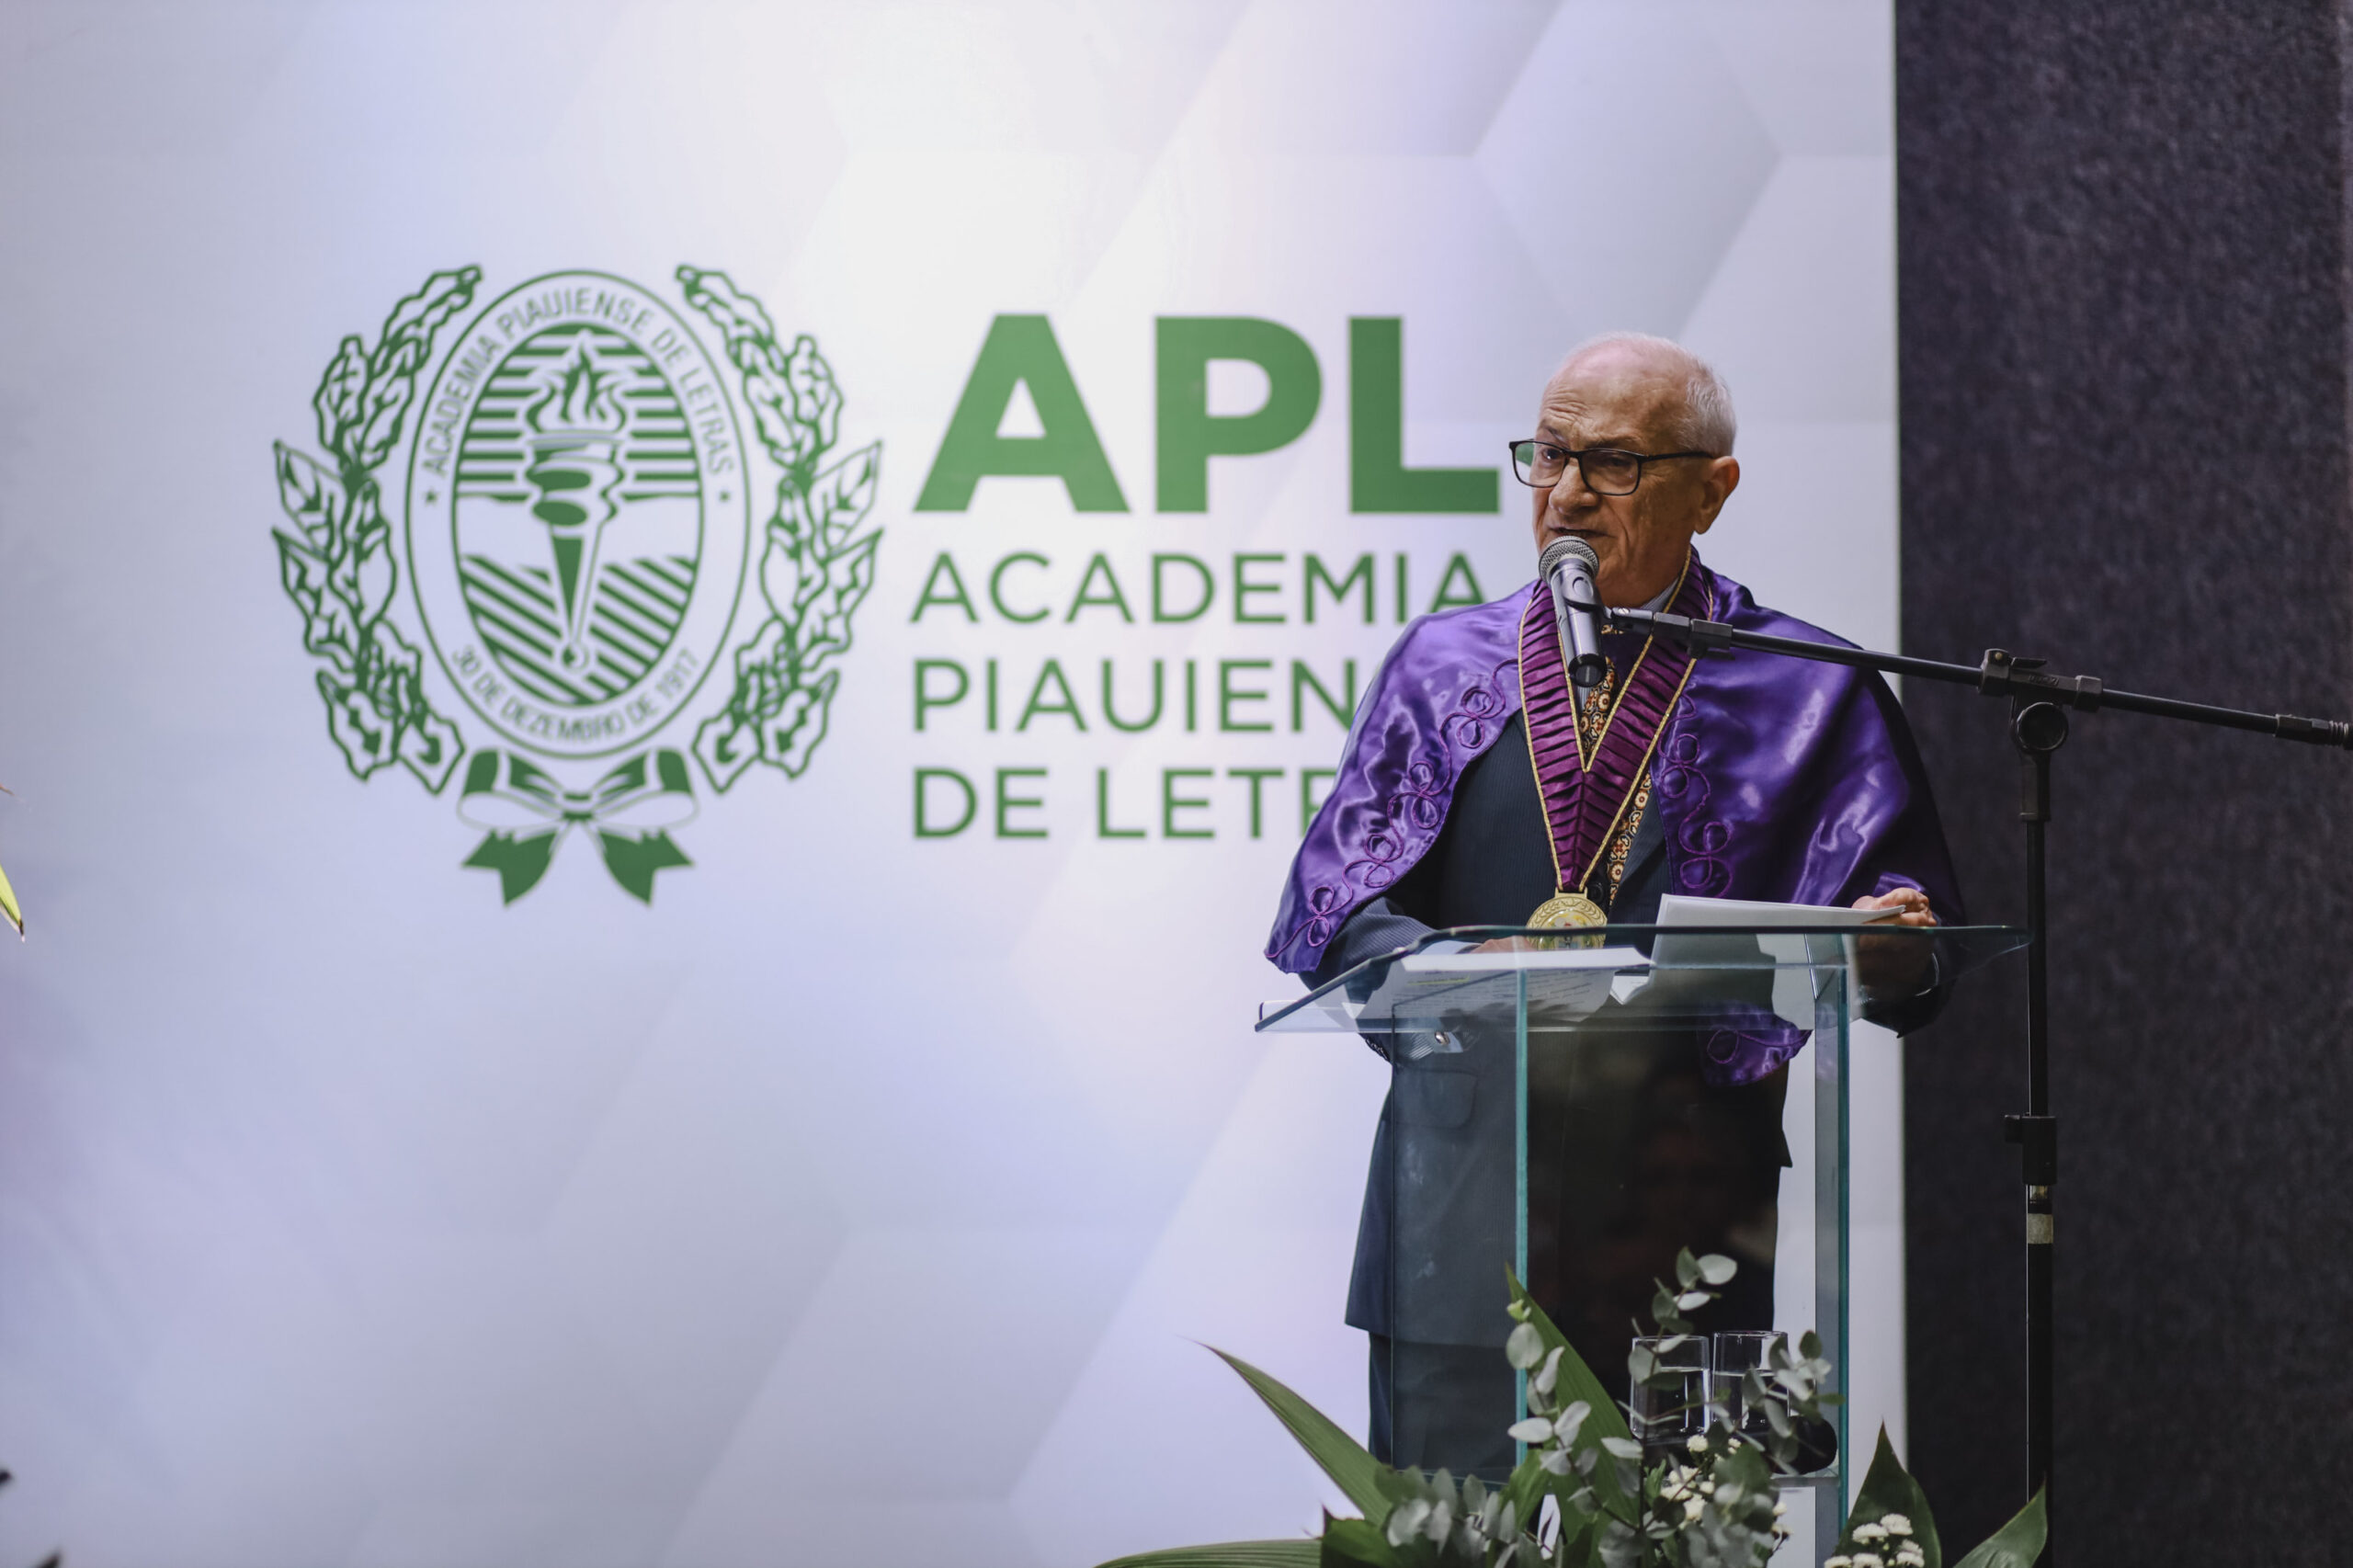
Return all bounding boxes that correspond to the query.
[1502,1251,1791,1568]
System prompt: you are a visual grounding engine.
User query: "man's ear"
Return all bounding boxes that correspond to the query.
[1692,455,1740,533]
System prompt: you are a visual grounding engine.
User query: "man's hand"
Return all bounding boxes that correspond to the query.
[1853,885,1937,927]
[1853,886,1937,999]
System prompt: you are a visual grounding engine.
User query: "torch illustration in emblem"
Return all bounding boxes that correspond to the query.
[520,338,629,676]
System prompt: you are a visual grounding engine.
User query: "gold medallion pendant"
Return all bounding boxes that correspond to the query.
[1526,889,1608,949]
[1529,891,1608,929]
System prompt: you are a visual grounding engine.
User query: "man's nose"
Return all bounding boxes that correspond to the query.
[1546,468,1597,521]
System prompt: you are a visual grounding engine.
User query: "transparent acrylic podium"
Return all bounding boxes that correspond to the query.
[1257,922,2027,1562]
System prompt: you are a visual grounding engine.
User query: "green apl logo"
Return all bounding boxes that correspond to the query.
[270,267,881,903]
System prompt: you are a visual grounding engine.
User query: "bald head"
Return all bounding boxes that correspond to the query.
[1551,333,1736,457]
[1526,332,1743,606]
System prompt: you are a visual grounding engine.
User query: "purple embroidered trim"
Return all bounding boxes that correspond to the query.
[1324,656,1517,918]
[1656,728,1733,896]
[1704,1021,1806,1076]
[1442,657,1515,753]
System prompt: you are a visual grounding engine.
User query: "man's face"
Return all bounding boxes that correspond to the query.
[1529,347,1741,607]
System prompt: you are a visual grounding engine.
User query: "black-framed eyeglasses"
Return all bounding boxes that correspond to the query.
[1507,439,1715,496]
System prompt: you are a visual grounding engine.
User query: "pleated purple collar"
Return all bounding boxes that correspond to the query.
[1516,556,1712,902]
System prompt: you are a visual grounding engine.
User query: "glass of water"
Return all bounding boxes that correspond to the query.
[1710,1330,1785,1442]
[1629,1335,1711,1459]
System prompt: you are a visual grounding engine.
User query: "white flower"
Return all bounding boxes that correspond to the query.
[1853,1522,1889,1543]
[1853,1555,1885,1568]
[1895,1548,1926,1568]
[1881,1514,1914,1537]
[1824,1557,1853,1568]
[1682,1497,1704,1523]
[1771,1502,1789,1517]
[1687,1435,1710,1454]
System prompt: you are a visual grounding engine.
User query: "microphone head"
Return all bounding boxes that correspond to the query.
[1540,536,1600,581]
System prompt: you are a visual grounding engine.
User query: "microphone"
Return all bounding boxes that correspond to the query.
[1539,537,1609,691]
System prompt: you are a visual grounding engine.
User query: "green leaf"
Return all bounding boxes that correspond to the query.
[312,335,368,457]
[275,531,356,665]
[1211,1346,1393,1527]
[1949,1490,2046,1568]
[1835,1427,1941,1568]
[318,671,397,778]
[1552,1517,1598,1568]
[1097,1541,1324,1568]
[395,705,466,794]
[369,266,483,381]
[274,441,344,547]
[1319,1516,1407,1568]
[813,439,883,547]
[1501,1268,1635,1523]
[353,370,416,469]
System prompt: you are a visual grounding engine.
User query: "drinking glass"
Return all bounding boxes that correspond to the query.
[1711,1330,1785,1442]
[1629,1335,1711,1459]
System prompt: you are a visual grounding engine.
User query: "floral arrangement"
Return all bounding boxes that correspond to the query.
[1102,1253,2044,1568]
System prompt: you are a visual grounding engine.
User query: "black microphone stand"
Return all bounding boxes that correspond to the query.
[1578,597,2353,1567]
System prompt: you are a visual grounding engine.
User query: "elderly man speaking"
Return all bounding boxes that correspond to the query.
[1264,333,1961,1472]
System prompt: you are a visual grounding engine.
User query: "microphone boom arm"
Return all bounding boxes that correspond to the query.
[1579,599,2353,747]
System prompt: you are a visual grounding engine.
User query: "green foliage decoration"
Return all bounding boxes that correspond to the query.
[1103,1251,2050,1568]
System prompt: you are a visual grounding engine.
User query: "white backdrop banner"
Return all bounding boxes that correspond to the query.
[0,4,1902,1564]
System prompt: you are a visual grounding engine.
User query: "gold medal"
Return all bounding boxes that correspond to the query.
[1529,891,1608,929]
[1525,890,1608,949]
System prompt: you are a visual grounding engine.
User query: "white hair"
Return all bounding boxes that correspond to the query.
[1557,332,1736,456]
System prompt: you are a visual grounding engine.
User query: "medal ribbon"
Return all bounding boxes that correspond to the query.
[1518,553,1713,896]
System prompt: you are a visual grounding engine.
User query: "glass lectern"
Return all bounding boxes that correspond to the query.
[1256,922,2027,1562]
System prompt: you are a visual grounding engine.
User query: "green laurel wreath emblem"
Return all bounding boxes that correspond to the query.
[272,265,881,905]
[271,267,479,792]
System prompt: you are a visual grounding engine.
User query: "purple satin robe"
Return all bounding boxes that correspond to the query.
[1266,554,1962,979]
